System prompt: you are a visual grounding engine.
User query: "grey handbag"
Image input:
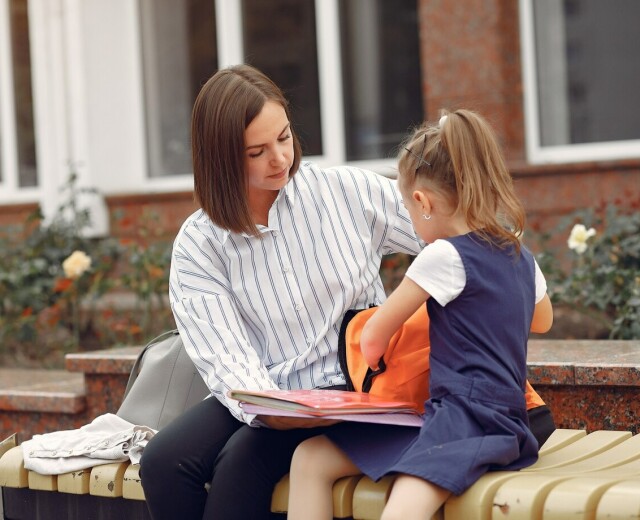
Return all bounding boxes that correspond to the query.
[116,330,210,430]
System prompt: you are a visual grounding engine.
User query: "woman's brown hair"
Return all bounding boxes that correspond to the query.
[191,64,302,235]
[399,109,525,253]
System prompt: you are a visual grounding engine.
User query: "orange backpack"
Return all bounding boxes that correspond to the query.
[338,305,544,414]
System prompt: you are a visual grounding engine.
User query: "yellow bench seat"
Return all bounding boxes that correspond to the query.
[5,429,640,519]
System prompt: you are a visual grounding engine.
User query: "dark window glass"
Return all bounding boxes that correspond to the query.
[534,0,640,146]
[10,0,37,187]
[242,0,322,156]
[140,0,217,177]
[339,0,422,161]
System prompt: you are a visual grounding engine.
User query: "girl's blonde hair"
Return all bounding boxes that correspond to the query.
[398,109,524,253]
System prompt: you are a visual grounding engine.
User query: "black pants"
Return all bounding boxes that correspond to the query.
[139,396,336,520]
[140,398,556,520]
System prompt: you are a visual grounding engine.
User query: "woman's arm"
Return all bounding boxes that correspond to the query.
[361,276,429,369]
[170,222,278,424]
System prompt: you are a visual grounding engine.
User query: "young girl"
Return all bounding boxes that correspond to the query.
[287,109,554,520]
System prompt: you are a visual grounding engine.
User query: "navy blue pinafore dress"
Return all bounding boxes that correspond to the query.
[326,233,539,495]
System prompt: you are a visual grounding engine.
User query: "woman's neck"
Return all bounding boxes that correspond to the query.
[249,189,279,227]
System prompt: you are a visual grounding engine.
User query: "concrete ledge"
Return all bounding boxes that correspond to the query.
[527,339,640,386]
[527,340,640,434]
[0,369,85,414]
[65,347,142,375]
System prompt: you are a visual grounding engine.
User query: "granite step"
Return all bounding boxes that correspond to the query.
[0,368,85,414]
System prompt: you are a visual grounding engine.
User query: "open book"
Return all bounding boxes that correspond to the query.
[228,389,424,427]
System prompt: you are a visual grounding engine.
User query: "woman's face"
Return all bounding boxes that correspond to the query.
[244,100,294,199]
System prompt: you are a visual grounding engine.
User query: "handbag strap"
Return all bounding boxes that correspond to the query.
[123,329,180,398]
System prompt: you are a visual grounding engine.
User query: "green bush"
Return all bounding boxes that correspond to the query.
[535,201,640,339]
[0,174,175,367]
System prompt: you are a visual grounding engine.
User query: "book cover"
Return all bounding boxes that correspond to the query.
[228,388,424,427]
[239,402,424,427]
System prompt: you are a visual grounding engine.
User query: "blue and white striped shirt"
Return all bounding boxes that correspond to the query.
[169,162,421,423]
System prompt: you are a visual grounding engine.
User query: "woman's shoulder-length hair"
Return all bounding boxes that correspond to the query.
[191,64,302,236]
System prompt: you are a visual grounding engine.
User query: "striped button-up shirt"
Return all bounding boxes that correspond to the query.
[169,162,421,423]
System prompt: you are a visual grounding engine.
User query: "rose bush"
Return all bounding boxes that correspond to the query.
[0,174,175,367]
[535,199,640,339]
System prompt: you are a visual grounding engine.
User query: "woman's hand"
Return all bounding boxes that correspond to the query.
[257,415,340,430]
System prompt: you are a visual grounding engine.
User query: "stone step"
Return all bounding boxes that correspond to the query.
[0,368,85,414]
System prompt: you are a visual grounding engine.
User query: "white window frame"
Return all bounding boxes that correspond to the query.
[144,0,397,181]
[0,0,40,203]
[1,0,404,218]
[519,0,640,165]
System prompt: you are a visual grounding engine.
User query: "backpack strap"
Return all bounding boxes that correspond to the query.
[337,309,367,391]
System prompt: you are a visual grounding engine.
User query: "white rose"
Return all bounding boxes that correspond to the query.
[62,250,92,279]
[567,224,596,254]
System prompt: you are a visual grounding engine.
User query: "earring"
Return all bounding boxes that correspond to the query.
[422,214,431,221]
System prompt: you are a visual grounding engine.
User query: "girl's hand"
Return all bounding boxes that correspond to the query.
[363,350,382,371]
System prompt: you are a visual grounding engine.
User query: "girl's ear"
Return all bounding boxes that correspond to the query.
[413,189,432,214]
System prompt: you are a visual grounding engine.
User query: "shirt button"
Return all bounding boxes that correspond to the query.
[272,231,279,237]
[295,304,302,311]
[283,266,290,273]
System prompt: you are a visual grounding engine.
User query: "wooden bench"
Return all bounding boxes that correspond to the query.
[4,428,640,519]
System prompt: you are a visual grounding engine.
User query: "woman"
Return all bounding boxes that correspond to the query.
[139,64,422,520]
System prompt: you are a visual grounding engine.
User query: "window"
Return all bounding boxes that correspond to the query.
[520,0,640,163]
[339,0,422,161]
[242,0,322,156]
[139,0,423,177]
[139,0,218,177]
[0,0,37,188]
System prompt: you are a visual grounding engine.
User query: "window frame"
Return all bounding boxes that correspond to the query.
[0,0,41,203]
[1,0,409,213]
[519,0,640,165]
[142,0,398,181]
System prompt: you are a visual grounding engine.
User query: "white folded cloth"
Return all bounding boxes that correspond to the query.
[22,413,157,475]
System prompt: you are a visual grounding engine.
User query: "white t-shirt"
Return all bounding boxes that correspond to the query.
[405,239,547,307]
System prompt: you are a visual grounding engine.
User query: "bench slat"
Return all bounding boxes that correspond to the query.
[0,445,28,488]
[352,475,398,520]
[89,462,128,497]
[123,463,145,501]
[595,478,640,519]
[28,470,57,491]
[270,472,362,518]
[522,430,631,471]
[542,477,626,520]
[537,428,586,456]
[57,468,91,494]
[541,433,640,475]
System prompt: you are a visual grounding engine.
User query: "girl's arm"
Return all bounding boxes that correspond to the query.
[531,293,553,333]
[361,276,429,369]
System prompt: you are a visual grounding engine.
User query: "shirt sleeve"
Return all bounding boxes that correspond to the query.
[169,221,278,425]
[365,172,423,256]
[534,258,547,303]
[404,240,466,306]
